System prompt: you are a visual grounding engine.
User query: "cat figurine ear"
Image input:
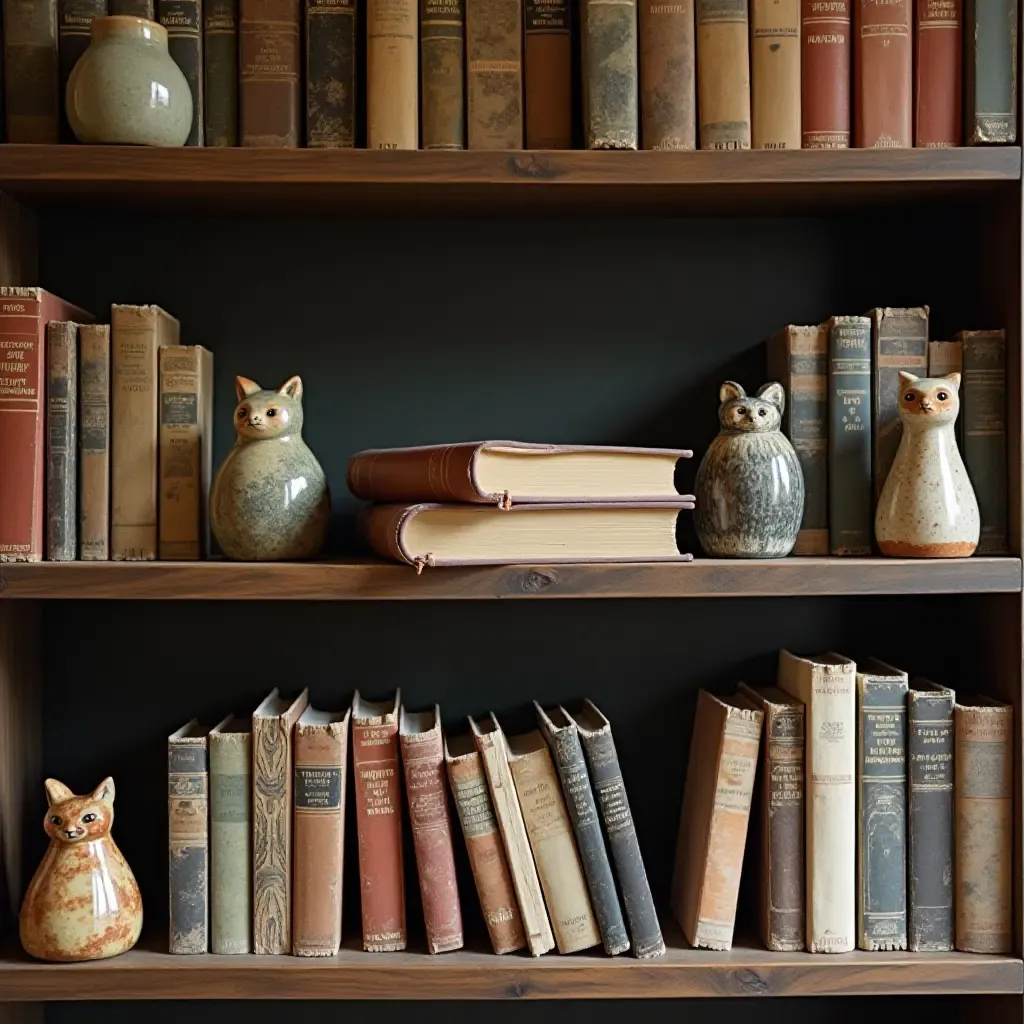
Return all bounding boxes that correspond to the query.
[92,777,115,804]
[720,381,746,403]
[756,381,786,413]
[277,376,303,401]
[44,779,73,806]
[943,372,962,388]
[898,371,920,386]
[236,376,262,401]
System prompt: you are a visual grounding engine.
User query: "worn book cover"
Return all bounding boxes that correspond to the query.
[204,0,238,144]
[639,0,695,150]
[78,324,110,560]
[421,0,464,150]
[914,0,961,146]
[801,0,850,146]
[45,321,78,561]
[581,0,638,149]
[854,0,911,147]
[240,0,300,145]
[367,0,418,148]
[524,0,571,148]
[696,0,750,148]
[306,0,355,147]
[964,0,1016,143]
[466,0,522,149]
[751,0,799,148]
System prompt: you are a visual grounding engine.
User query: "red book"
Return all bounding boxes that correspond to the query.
[914,0,962,146]
[801,0,851,147]
[0,288,92,563]
[854,0,912,147]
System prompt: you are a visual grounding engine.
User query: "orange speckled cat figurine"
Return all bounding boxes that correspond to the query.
[19,777,143,961]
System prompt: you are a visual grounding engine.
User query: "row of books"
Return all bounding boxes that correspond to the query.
[5,0,1017,150]
[169,691,666,957]
[674,651,1013,953]
[769,310,1008,558]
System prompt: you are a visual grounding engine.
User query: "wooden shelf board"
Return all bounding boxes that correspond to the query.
[0,556,1018,600]
[0,145,1017,215]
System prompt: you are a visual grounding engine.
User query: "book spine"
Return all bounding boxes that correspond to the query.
[547,727,629,954]
[159,347,203,560]
[801,0,850,147]
[581,0,638,149]
[857,678,908,950]
[961,331,1008,554]
[929,339,964,450]
[964,0,1017,143]
[109,0,153,14]
[638,0,695,150]
[367,0,418,149]
[210,731,252,954]
[907,691,953,951]
[168,739,209,954]
[58,0,107,141]
[696,0,750,148]
[854,0,911,146]
[160,0,204,145]
[3,0,59,143]
[914,0,961,146]
[447,753,526,954]
[828,316,872,555]
[466,0,522,149]
[400,728,463,953]
[240,0,300,146]
[78,325,109,561]
[751,0,800,148]
[293,721,347,956]
[955,705,1012,953]
[204,0,238,146]
[352,716,406,950]
[420,0,465,150]
[305,0,356,147]
[523,0,571,148]
[580,728,665,957]
[45,322,77,562]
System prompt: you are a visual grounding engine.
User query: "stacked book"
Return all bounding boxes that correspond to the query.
[346,441,696,569]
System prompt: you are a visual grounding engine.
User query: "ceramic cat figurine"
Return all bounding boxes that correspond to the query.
[20,777,142,962]
[875,371,979,557]
[210,375,330,560]
[695,381,805,557]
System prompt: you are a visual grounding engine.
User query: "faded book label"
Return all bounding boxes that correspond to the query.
[80,355,108,451]
[295,765,342,809]
[452,773,498,837]
[212,773,249,823]
[526,0,567,28]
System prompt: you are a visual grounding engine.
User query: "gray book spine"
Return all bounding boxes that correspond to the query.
[965,0,1017,143]
[210,729,252,953]
[46,321,77,561]
[168,737,210,954]
[78,325,109,560]
[581,0,639,148]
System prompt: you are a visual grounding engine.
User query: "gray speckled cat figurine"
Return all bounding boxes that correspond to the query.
[695,381,804,558]
[210,376,330,560]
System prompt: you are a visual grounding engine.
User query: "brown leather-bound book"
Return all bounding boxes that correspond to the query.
[293,704,350,956]
[421,0,465,150]
[240,0,300,146]
[466,0,522,149]
[367,0,418,148]
[751,0,800,148]
[801,0,850,147]
[4,0,59,142]
[399,705,463,953]
[696,0,750,148]
[353,691,406,951]
[524,0,571,148]
[914,0,961,146]
[854,0,910,146]
[639,0,695,150]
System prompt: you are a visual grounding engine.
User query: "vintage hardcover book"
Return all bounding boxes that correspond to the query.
[854,0,911,147]
[159,345,214,560]
[470,715,555,956]
[111,304,180,561]
[58,0,107,140]
[868,307,929,504]
[567,700,664,958]
[465,0,522,149]
[352,690,406,951]
[399,705,463,953]
[536,703,629,955]
[827,315,872,555]
[907,678,954,951]
[367,0,418,148]
[209,715,252,954]
[671,690,762,950]
[914,0,961,146]
[240,0,300,146]
[168,719,210,954]
[965,0,1017,143]
[78,324,110,561]
[801,0,850,147]
[252,687,309,954]
[736,683,805,951]
[110,0,153,14]
[45,321,78,562]
[444,731,526,954]
[954,696,1012,953]
[0,289,92,563]
[767,324,828,555]
[958,329,1008,554]
[751,0,799,148]
[505,728,601,954]
[421,0,465,150]
[581,0,638,149]
[293,703,350,956]
[524,0,571,148]
[4,0,59,142]
[856,659,908,951]
[639,0,695,150]
[306,0,355,147]
[928,338,964,450]
[204,0,238,145]
[160,0,204,144]
[696,0,749,148]
[778,650,856,952]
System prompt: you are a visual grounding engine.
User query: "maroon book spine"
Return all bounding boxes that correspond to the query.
[854,0,911,146]
[801,0,851,147]
[914,0,961,145]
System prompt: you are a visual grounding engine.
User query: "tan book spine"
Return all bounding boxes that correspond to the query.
[466,0,523,149]
[78,324,110,561]
[696,0,751,148]
[367,0,418,148]
[639,0,696,150]
[751,0,800,148]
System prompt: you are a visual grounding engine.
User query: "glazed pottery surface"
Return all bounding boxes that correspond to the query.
[20,778,142,962]
[67,16,192,146]
[210,375,330,561]
[875,372,979,557]
[695,380,805,558]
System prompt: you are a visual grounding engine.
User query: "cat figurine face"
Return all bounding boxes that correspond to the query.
[233,375,304,441]
[718,380,785,433]
[898,371,960,426]
[43,777,114,844]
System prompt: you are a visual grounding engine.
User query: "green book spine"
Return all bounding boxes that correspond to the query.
[204,0,237,145]
[965,0,1017,143]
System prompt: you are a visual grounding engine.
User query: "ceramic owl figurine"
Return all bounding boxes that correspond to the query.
[20,777,142,962]
[695,381,805,558]
[875,372,979,556]
[210,375,330,560]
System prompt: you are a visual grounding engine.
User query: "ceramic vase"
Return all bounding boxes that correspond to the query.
[66,16,192,146]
